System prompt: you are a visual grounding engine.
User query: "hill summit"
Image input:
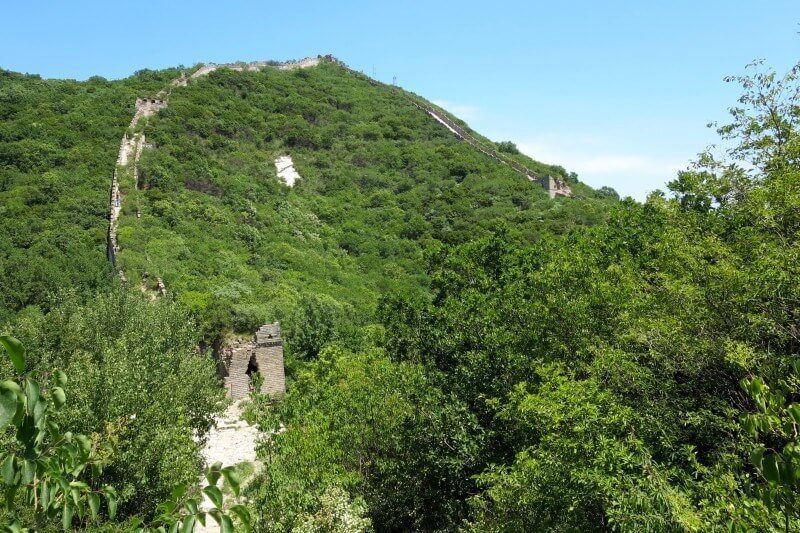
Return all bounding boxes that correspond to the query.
[103,54,613,331]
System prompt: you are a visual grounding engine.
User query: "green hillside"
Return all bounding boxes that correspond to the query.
[0,67,183,320]
[114,59,614,336]
[1,55,798,531]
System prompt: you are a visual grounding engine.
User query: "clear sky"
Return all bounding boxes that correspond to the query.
[2,1,798,199]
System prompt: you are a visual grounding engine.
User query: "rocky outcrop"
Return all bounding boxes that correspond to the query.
[275,155,300,186]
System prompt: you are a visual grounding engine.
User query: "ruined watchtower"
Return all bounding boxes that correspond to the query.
[222,322,286,399]
[540,175,573,199]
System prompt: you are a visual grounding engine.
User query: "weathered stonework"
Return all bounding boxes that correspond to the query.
[327,56,572,199]
[220,323,286,399]
[190,57,321,79]
[539,175,573,199]
[109,95,170,275]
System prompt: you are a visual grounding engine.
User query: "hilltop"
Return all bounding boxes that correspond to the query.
[0,56,616,332]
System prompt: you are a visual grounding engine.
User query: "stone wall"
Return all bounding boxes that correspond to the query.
[221,323,286,399]
[190,57,321,79]
[108,92,171,279]
[327,56,572,199]
[540,175,573,199]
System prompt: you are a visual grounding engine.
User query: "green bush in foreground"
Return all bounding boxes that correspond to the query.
[0,335,250,531]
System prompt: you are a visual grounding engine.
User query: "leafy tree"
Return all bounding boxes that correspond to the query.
[5,291,226,519]
[0,335,250,531]
[740,368,800,532]
[496,141,520,154]
[247,347,481,531]
[0,334,116,530]
[282,294,347,360]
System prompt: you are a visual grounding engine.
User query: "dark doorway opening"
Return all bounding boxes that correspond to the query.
[246,354,259,377]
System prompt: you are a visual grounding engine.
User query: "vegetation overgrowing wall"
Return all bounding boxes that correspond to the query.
[109,58,614,335]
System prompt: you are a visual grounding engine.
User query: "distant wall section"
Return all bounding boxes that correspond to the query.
[220,323,286,399]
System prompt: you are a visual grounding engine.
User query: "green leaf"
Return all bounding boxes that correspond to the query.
[203,484,223,509]
[87,493,100,520]
[230,504,252,529]
[75,434,91,455]
[185,498,198,515]
[0,380,22,395]
[180,515,195,533]
[171,482,187,502]
[1,454,15,485]
[0,336,25,373]
[220,514,234,533]
[33,395,45,425]
[106,491,117,519]
[70,487,80,508]
[62,501,74,531]
[205,463,222,486]
[762,454,781,484]
[787,404,800,425]
[52,387,66,410]
[221,467,241,496]
[40,479,50,511]
[55,370,67,387]
[0,390,16,431]
[20,460,34,484]
[24,379,39,412]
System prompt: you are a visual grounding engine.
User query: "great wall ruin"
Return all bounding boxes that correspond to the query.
[324,55,573,199]
[108,55,569,281]
[102,55,571,530]
[218,323,286,399]
[108,97,168,282]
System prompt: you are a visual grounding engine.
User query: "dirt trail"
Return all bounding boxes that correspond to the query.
[195,401,259,532]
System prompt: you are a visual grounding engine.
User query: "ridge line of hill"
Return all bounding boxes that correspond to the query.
[105,55,576,290]
[322,56,572,198]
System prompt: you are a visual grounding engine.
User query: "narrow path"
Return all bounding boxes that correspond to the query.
[196,400,259,532]
[109,97,169,279]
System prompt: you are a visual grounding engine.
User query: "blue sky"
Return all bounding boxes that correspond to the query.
[2,1,798,199]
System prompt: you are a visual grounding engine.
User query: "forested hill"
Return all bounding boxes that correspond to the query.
[0,57,616,331]
[0,67,181,320]
[7,55,798,532]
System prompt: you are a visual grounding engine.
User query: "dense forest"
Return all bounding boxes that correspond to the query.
[0,56,799,531]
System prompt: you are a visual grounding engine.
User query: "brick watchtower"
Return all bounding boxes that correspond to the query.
[254,323,286,396]
[223,322,286,399]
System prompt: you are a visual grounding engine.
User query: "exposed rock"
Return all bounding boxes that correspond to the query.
[275,155,301,187]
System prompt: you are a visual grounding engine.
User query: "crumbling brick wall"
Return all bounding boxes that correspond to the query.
[222,323,286,399]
